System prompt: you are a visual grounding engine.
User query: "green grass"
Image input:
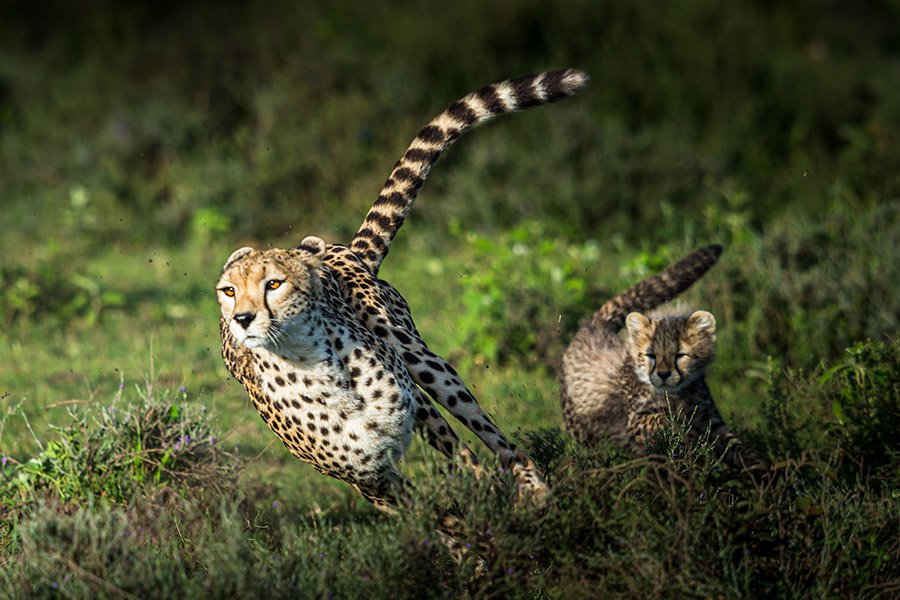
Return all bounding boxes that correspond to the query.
[1,0,898,596]
[1,347,897,598]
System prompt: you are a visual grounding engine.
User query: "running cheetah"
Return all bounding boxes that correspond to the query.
[217,69,589,510]
[560,245,766,470]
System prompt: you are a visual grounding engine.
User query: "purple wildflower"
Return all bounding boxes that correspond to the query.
[208,436,216,446]
[119,382,125,390]
[178,385,187,393]
[52,583,59,590]
[1,456,7,467]
[272,500,280,508]
[506,568,514,576]
[173,443,181,451]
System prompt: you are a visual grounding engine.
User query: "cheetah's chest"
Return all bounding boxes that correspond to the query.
[250,346,415,482]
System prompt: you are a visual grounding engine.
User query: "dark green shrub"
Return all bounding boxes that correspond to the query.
[762,340,900,487]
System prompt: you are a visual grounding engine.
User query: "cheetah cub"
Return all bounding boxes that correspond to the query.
[560,245,765,470]
[218,69,589,512]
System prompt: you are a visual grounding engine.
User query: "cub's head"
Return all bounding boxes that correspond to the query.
[216,236,327,351]
[625,309,716,393]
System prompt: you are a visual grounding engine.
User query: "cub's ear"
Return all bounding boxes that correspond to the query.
[688,310,716,335]
[298,236,327,256]
[625,312,651,335]
[223,247,254,271]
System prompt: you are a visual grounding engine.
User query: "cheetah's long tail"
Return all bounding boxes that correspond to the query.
[586,244,724,334]
[350,68,589,275]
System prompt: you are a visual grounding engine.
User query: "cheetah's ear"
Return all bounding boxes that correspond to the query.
[296,236,327,271]
[223,247,254,271]
[298,236,327,256]
[687,310,716,335]
[625,312,651,336]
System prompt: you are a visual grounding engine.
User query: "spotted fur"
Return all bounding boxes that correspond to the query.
[560,245,766,470]
[218,70,588,514]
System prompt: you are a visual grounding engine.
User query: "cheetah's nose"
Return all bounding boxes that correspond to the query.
[234,312,256,329]
[656,370,671,381]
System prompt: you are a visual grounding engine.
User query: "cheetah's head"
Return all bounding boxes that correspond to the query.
[216,236,327,352]
[625,308,716,393]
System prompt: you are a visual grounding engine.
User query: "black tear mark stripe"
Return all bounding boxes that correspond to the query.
[349,68,588,275]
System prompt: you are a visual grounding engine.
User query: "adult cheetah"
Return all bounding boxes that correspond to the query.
[217,69,589,510]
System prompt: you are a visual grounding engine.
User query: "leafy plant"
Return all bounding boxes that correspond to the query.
[448,220,604,368]
[761,340,900,488]
[820,341,900,484]
[0,381,238,526]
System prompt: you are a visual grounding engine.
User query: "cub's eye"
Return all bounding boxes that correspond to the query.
[645,353,656,361]
[266,279,283,291]
[220,287,235,297]
[675,353,689,360]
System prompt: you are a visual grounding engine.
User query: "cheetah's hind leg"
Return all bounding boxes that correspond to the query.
[412,388,484,477]
[356,273,548,505]
[400,336,550,507]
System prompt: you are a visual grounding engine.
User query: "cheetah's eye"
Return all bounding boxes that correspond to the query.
[266,279,283,291]
[645,353,656,361]
[675,353,689,360]
[220,287,235,297]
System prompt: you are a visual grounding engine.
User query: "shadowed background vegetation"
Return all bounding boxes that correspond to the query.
[0,0,898,597]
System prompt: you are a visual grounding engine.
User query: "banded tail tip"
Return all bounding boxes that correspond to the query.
[557,68,590,95]
[704,244,724,259]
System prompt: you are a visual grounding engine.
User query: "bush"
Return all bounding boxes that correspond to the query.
[762,340,900,488]
[0,382,239,539]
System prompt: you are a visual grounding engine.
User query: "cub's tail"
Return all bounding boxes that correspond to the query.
[586,244,724,333]
[350,68,589,275]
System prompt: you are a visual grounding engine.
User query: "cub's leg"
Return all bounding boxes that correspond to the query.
[691,403,768,470]
[627,410,669,449]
